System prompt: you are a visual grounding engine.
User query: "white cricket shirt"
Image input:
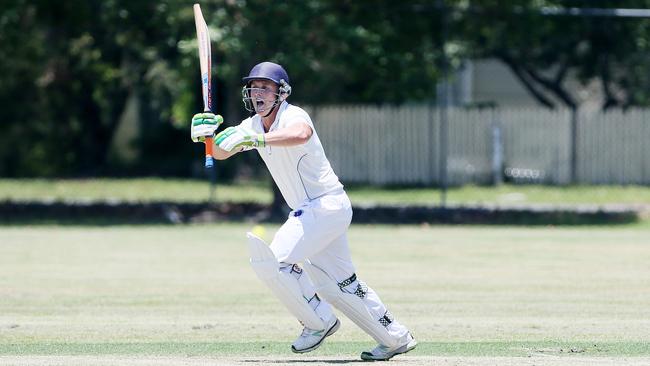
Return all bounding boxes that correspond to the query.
[239,101,344,210]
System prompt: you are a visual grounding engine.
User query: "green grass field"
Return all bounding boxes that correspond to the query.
[2,178,650,206]
[1,223,649,365]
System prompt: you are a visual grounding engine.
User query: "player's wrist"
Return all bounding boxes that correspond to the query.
[256,133,266,148]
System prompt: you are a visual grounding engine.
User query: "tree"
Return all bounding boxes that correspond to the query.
[3,0,650,181]
[456,0,650,110]
[452,0,650,183]
[216,0,443,107]
[0,0,207,177]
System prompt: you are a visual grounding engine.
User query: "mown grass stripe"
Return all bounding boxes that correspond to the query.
[1,342,648,357]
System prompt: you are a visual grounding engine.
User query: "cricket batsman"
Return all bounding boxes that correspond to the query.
[190,62,417,361]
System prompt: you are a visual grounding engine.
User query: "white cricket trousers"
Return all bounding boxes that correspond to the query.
[270,189,409,341]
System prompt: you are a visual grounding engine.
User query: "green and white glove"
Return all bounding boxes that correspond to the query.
[215,126,265,152]
[191,112,224,142]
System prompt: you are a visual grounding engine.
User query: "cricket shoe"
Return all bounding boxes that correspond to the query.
[291,315,340,353]
[360,332,417,361]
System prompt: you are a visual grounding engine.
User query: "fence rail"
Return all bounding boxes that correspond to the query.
[307,105,650,185]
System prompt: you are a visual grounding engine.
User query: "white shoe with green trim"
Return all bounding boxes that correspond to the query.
[291,315,340,353]
[360,332,417,361]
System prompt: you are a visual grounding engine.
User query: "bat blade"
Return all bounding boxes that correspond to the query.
[193,4,214,168]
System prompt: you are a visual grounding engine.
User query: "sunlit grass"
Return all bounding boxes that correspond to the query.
[1,178,272,204]
[347,184,650,205]
[0,223,648,360]
[1,178,649,206]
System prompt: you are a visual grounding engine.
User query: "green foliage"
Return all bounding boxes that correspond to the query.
[455,0,650,109]
[0,1,199,177]
[218,0,441,105]
[2,0,650,177]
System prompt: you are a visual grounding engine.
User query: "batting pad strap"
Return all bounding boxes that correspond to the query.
[338,273,357,289]
[338,273,368,299]
[379,310,394,327]
[247,232,325,330]
[303,262,400,348]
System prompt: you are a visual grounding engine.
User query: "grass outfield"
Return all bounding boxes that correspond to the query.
[1,178,650,206]
[0,224,649,365]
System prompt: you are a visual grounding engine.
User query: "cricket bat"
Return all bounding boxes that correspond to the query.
[193,3,214,169]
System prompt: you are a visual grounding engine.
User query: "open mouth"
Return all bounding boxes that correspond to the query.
[255,100,266,111]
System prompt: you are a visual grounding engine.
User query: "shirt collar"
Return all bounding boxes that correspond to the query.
[252,101,289,132]
[260,101,288,132]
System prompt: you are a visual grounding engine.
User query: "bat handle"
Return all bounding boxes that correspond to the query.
[204,137,214,168]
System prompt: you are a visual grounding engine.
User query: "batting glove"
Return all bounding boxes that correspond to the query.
[191,112,223,142]
[215,126,265,151]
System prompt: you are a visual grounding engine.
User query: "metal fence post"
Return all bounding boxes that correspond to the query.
[491,108,503,186]
[570,108,578,184]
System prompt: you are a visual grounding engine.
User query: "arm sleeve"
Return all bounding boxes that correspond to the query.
[238,117,254,129]
[282,106,314,129]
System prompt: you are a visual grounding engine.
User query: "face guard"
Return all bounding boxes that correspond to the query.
[241,62,292,117]
[242,79,292,116]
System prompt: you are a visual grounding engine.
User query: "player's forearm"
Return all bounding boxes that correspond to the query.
[263,123,313,146]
